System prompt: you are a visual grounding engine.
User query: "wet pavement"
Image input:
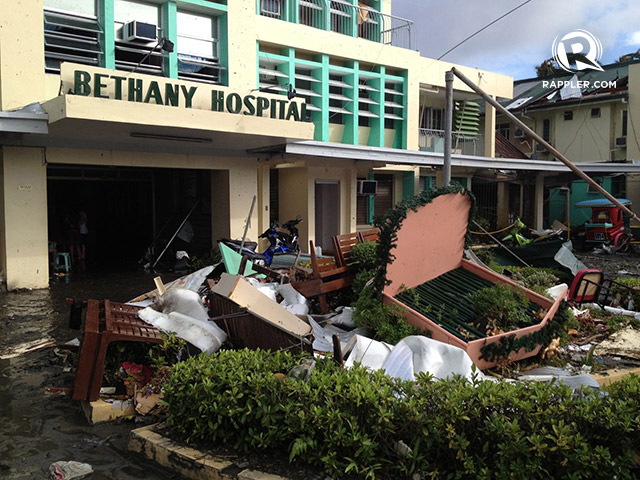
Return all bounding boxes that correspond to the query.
[0,269,182,479]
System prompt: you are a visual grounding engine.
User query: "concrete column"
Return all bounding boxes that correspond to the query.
[496,181,509,228]
[435,169,444,188]
[211,162,259,244]
[1,147,49,290]
[257,163,270,249]
[0,0,46,109]
[347,167,357,233]
[534,173,545,230]
[484,96,496,158]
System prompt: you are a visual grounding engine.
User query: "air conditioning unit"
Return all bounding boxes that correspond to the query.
[535,143,547,153]
[514,128,525,139]
[357,180,378,195]
[260,0,281,16]
[123,21,157,43]
[616,136,627,148]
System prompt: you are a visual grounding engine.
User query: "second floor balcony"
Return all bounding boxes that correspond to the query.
[257,0,413,50]
[419,128,485,157]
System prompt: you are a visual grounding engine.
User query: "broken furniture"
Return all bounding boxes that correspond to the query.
[72,300,163,402]
[358,228,380,244]
[291,240,355,312]
[381,192,567,369]
[568,268,638,308]
[210,273,313,352]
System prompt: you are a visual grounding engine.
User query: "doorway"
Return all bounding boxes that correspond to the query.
[314,180,340,254]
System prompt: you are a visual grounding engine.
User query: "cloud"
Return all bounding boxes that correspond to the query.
[391,0,640,78]
[626,30,640,46]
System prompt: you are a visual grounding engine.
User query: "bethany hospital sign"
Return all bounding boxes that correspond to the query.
[64,64,309,123]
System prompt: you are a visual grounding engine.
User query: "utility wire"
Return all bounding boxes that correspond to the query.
[437,0,534,60]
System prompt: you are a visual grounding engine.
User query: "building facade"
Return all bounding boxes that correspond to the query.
[493,61,640,228]
[0,0,514,290]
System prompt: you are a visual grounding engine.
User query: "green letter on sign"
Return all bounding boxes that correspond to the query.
[74,71,92,96]
[226,93,242,114]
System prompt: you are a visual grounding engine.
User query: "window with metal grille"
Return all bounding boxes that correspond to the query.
[113,0,163,75]
[177,10,223,84]
[563,111,573,121]
[261,0,282,18]
[44,0,102,73]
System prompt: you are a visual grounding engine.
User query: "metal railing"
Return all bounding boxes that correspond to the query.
[258,0,413,50]
[419,128,485,156]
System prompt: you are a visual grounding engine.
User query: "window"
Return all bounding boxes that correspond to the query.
[587,178,603,194]
[330,0,354,36]
[420,107,444,130]
[622,110,628,137]
[384,79,404,130]
[114,0,162,75]
[328,73,351,125]
[261,0,282,18]
[497,122,510,139]
[177,10,223,84]
[44,0,102,73]
[563,111,573,121]
[591,107,601,118]
[542,118,551,142]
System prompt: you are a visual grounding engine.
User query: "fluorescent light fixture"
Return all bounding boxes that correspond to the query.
[130,132,212,143]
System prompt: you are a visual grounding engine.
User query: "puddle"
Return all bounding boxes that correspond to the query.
[0,269,181,479]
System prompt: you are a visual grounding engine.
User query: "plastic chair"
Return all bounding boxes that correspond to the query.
[54,252,71,273]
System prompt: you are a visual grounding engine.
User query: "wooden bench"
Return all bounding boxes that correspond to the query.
[72,300,163,402]
[291,240,355,312]
[358,228,379,243]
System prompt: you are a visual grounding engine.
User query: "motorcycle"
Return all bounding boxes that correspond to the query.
[219,216,302,266]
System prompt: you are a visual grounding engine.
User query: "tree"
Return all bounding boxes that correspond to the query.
[535,57,561,77]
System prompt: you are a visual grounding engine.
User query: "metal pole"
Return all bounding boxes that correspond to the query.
[443,70,454,187]
[239,195,257,253]
[450,66,640,223]
[151,199,200,269]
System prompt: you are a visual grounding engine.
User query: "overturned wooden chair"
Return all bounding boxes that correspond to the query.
[291,240,354,312]
[72,300,163,402]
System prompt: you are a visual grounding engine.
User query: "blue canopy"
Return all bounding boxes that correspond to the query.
[574,198,632,208]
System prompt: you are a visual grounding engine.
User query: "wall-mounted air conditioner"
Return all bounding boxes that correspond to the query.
[616,136,627,148]
[514,128,525,139]
[261,0,281,16]
[357,180,378,195]
[123,21,157,43]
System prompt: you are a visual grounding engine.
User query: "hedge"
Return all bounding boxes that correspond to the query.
[163,349,640,480]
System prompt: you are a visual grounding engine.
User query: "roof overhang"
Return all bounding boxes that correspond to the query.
[0,110,48,134]
[284,141,640,173]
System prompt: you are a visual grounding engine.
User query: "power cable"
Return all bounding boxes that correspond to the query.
[436,0,533,61]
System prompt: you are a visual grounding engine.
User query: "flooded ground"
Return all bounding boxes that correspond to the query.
[0,269,182,479]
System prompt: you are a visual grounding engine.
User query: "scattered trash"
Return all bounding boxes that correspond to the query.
[211,273,312,341]
[0,337,56,360]
[594,327,640,360]
[518,366,601,393]
[48,461,93,480]
[382,336,483,382]
[553,241,587,275]
[45,387,73,396]
[327,306,356,329]
[134,392,163,415]
[308,317,368,353]
[287,358,316,381]
[344,335,394,370]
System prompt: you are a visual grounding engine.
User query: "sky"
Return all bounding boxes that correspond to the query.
[391,0,640,81]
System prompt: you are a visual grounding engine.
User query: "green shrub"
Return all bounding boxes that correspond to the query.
[469,284,532,333]
[353,288,422,344]
[163,349,640,480]
[350,240,378,268]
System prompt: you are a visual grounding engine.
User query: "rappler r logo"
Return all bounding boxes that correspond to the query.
[552,30,604,72]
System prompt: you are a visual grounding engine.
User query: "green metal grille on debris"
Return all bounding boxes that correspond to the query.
[395,268,539,341]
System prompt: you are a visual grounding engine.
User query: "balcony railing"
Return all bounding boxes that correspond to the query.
[419,128,485,157]
[258,0,413,50]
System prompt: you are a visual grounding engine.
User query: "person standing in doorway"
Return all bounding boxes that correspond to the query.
[78,210,88,263]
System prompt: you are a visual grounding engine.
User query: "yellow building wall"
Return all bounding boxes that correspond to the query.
[1,147,49,290]
[0,0,46,110]
[278,167,310,250]
[553,104,613,162]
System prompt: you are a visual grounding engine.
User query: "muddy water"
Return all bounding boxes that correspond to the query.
[0,270,182,479]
